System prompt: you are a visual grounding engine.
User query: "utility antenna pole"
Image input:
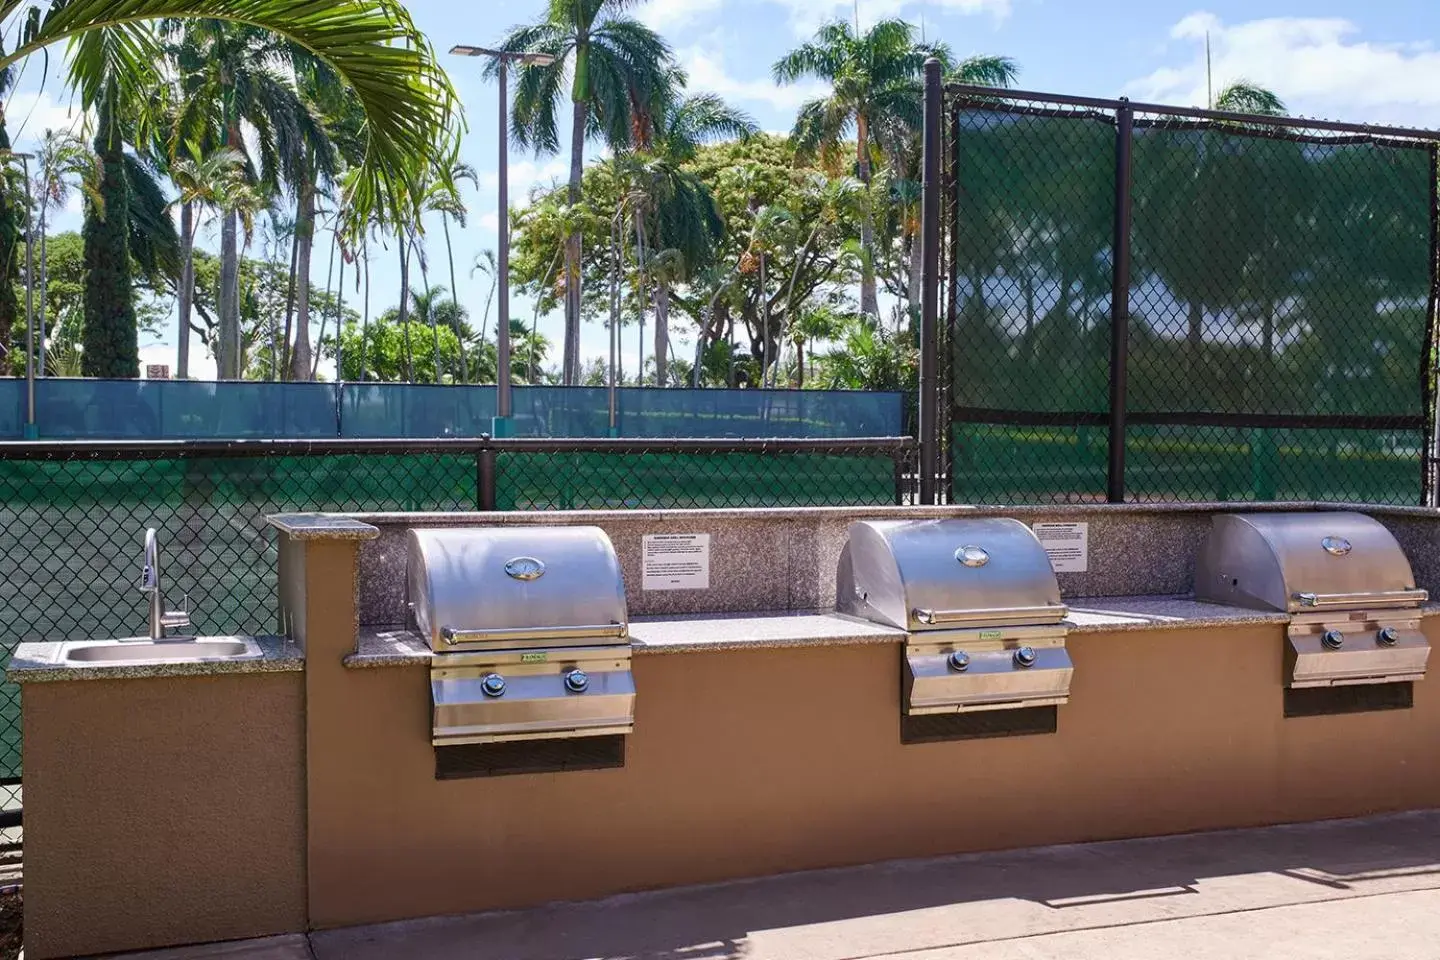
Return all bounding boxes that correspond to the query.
[854,0,860,32]
[1205,31,1213,108]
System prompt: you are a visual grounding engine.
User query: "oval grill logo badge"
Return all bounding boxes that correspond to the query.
[1321,536,1352,557]
[956,545,990,568]
[504,557,546,581]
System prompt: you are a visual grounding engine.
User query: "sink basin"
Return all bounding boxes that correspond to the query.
[59,638,264,666]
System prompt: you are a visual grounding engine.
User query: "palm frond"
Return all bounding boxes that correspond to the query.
[124,150,181,280]
[950,54,1018,88]
[1214,81,1286,116]
[5,0,460,222]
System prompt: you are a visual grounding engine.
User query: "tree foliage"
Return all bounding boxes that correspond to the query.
[81,85,139,378]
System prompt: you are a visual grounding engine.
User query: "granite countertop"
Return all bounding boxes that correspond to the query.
[267,514,380,541]
[629,611,906,653]
[6,636,303,683]
[347,615,905,667]
[347,628,432,668]
[1062,596,1291,633]
[345,598,1306,667]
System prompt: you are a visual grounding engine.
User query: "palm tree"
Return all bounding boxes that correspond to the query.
[287,57,366,381]
[170,22,338,380]
[774,19,939,317]
[1213,82,1286,115]
[0,37,21,371]
[625,89,754,386]
[33,129,92,377]
[471,248,498,350]
[493,0,675,383]
[168,144,247,378]
[426,147,478,382]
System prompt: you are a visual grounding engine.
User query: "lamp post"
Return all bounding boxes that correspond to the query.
[450,45,556,438]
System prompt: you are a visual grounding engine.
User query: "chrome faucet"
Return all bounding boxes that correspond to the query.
[141,528,191,640]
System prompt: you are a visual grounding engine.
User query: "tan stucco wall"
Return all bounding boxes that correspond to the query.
[23,672,307,959]
[304,536,1440,934]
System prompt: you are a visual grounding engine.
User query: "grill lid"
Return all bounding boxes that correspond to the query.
[407,526,628,651]
[837,518,1065,631]
[1194,512,1426,613]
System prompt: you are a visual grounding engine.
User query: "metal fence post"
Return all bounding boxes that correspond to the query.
[919,58,943,505]
[477,440,497,511]
[1107,101,1134,503]
[945,103,962,505]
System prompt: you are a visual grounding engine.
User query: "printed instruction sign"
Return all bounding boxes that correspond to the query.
[642,533,711,590]
[1033,522,1089,573]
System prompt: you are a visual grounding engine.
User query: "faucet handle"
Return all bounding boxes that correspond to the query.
[161,593,192,632]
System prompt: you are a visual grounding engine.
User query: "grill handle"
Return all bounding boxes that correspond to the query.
[1294,589,1429,610]
[913,604,1069,627]
[440,622,628,646]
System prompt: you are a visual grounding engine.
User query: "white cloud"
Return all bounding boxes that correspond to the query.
[7,90,82,145]
[479,155,569,205]
[637,0,724,31]
[680,46,828,111]
[1129,13,1440,127]
[769,0,1011,38]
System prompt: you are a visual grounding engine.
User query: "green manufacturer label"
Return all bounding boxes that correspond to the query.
[520,652,548,663]
[979,630,1003,641]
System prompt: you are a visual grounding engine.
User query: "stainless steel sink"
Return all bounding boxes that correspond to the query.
[58,638,263,666]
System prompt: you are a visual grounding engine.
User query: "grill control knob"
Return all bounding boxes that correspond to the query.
[564,669,590,693]
[947,651,971,672]
[1377,627,1400,646]
[1014,646,1038,668]
[1321,630,1345,650]
[480,673,507,697]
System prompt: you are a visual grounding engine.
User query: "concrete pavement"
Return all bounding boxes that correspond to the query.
[99,810,1440,960]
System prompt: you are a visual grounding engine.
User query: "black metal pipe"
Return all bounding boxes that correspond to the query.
[1425,144,1440,507]
[945,83,1440,141]
[919,58,943,506]
[1108,102,1134,504]
[945,103,962,505]
[477,447,497,511]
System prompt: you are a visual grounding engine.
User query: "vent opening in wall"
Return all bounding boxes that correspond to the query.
[436,735,626,779]
[902,706,1058,744]
[1283,683,1414,719]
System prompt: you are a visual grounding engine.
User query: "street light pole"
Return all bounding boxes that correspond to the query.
[451,45,556,439]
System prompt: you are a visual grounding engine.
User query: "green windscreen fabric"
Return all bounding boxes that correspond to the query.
[495,450,896,510]
[949,100,1437,505]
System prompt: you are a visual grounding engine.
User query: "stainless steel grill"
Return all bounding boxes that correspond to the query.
[837,518,1072,714]
[1194,512,1430,688]
[407,527,635,745]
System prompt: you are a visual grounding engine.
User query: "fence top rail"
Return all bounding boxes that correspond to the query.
[0,436,917,461]
[944,83,1440,142]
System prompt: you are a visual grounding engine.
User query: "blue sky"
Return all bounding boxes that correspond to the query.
[10,0,1440,378]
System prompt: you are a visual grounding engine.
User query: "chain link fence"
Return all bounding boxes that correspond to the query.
[942,88,1440,505]
[0,436,913,833]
